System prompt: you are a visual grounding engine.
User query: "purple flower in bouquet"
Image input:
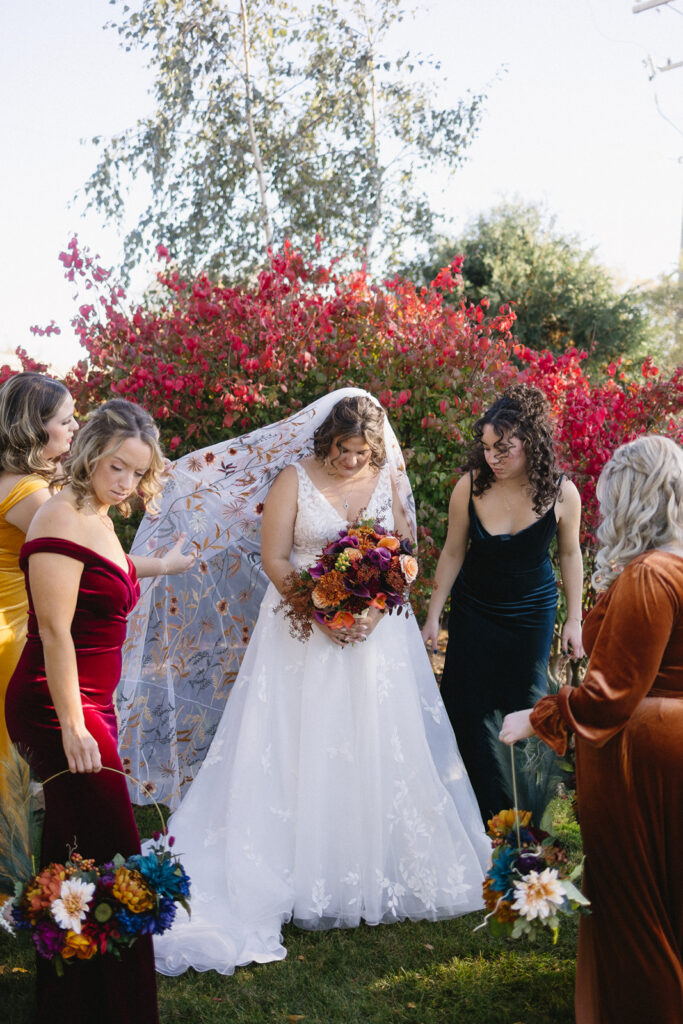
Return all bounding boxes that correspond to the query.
[32,919,64,960]
[323,532,359,555]
[337,533,360,547]
[308,561,326,579]
[366,546,392,568]
[98,863,117,890]
[514,851,544,875]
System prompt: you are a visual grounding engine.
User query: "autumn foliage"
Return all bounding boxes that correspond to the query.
[5,236,683,609]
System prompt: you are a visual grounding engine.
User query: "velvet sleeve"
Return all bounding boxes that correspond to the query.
[530,694,571,756]
[543,560,678,750]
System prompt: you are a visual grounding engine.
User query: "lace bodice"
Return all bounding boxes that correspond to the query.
[292,462,394,569]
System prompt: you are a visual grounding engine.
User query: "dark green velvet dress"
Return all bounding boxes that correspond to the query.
[440,477,559,822]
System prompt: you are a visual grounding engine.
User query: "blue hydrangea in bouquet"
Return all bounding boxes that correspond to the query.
[2,830,190,974]
[479,809,589,942]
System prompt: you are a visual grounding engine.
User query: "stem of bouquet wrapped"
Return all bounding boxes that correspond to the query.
[41,766,168,838]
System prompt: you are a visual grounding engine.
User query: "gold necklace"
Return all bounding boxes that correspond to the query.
[84,498,115,532]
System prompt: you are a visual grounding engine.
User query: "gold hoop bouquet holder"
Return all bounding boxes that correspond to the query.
[40,765,168,838]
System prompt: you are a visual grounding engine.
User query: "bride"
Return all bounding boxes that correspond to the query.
[118,389,490,975]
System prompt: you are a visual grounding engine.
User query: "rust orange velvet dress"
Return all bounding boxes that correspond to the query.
[5,538,159,1024]
[530,550,683,1024]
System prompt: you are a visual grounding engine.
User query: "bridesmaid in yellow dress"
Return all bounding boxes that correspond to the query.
[0,372,78,793]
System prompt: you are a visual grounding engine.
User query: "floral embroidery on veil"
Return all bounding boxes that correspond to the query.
[117,389,416,809]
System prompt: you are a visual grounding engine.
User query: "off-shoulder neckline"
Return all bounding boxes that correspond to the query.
[22,537,135,581]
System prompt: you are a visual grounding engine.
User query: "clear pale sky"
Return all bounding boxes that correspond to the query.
[1,0,681,372]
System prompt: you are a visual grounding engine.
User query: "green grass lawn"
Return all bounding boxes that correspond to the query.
[0,798,580,1024]
[1,910,577,1024]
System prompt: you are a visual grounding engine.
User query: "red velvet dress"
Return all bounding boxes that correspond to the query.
[530,550,683,1024]
[5,538,159,1024]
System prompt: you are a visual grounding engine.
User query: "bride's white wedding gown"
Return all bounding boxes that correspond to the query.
[153,462,490,976]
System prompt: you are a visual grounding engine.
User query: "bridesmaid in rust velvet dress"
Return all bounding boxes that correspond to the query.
[5,399,194,1024]
[500,434,683,1024]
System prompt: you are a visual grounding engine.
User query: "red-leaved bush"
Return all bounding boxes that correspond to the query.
[5,236,681,611]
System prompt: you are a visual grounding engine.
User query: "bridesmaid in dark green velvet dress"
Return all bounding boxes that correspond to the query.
[421,385,584,823]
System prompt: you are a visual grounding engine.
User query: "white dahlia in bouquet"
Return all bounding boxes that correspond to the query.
[480,809,589,941]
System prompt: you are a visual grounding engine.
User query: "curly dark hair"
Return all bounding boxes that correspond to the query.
[313,395,386,471]
[466,384,561,515]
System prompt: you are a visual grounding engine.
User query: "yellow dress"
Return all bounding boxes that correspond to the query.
[0,474,48,791]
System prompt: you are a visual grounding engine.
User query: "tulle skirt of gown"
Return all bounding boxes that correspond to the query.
[153,584,491,975]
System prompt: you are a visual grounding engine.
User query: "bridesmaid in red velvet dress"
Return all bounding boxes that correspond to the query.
[499,435,683,1024]
[5,399,194,1024]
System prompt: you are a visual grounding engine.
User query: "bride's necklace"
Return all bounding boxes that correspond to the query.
[84,498,115,532]
[340,476,359,515]
[326,464,362,515]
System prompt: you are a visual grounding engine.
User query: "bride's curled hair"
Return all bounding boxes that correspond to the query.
[592,435,683,591]
[64,399,166,517]
[313,395,386,471]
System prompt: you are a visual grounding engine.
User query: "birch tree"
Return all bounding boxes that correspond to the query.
[85,0,485,277]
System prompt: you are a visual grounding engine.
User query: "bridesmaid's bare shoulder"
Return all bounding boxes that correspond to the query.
[25,492,81,543]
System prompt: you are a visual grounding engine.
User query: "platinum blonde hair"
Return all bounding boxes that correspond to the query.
[64,399,165,517]
[592,435,683,591]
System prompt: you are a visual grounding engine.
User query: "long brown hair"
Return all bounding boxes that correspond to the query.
[0,372,70,479]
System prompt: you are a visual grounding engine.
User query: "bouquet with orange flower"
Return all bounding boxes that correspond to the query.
[3,832,190,975]
[279,519,419,641]
[478,808,589,942]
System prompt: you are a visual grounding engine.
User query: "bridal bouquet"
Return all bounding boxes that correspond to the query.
[3,832,190,974]
[479,809,589,942]
[280,520,418,641]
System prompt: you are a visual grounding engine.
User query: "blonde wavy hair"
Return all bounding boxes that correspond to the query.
[592,435,683,591]
[0,372,70,479]
[64,399,165,517]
